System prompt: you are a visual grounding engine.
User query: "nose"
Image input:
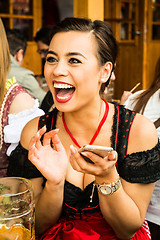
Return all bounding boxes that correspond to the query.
[53,60,68,76]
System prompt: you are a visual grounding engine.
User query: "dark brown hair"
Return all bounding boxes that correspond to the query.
[34,26,53,46]
[6,29,27,57]
[50,17,118,91]
[133,57,160,113]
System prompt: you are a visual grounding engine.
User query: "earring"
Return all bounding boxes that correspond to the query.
[101,78,106,83]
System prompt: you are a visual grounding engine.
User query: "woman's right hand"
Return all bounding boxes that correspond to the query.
[28,126,68,184]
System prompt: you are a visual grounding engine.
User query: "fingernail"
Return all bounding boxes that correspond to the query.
[80,151,87,156]
[53,129,59,134]
[112,151,116,160]
[42,125,46,130]
[37,132,40,137]
[70,145,77,154]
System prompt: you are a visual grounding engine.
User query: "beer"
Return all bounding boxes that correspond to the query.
[0,177,35,240]
[0,223,34,240]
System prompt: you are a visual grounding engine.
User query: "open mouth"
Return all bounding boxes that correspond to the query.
[54,82,75,102]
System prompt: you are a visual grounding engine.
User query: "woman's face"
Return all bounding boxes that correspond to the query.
[44,31,106,112]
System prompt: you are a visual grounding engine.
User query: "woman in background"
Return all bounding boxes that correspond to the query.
[8,18,160,239]
[0,18,44,177]
[125,57,160,240]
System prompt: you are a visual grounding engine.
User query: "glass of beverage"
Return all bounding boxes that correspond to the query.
[0,177,35,240]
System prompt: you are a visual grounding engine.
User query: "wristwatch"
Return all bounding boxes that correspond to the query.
[95,178,121,195]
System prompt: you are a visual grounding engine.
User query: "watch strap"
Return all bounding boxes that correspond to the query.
[94,177,121,195]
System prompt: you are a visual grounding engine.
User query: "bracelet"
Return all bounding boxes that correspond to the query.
[90,176,121,202]
[94,177,121,196]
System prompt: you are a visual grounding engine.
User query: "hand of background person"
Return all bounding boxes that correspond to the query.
[28,126,68,184]
[120,91,132,105]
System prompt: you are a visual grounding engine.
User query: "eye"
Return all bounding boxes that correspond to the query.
[69,58,81,64]
[46,56,57,63]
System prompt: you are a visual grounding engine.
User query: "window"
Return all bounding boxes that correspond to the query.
[152,0,160,39]
[104,0,138,42]
[0,0,36,41]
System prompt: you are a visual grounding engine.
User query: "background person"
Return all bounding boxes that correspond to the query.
[6,28,46,105]
[34,26,54,112]
[8,18,160,240]
[124,57,160,240]
[34,26,53,63]
[0,18,44,177]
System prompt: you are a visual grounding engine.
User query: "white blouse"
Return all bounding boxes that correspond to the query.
[124,89,160,138]
[124,89,160,225]
[4,99,44,156]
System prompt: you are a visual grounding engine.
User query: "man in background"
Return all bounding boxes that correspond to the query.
[34,26,53,75]
[6,29,46,105]
[34,27,54,112]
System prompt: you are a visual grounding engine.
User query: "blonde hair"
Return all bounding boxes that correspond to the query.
[0,18,10,105]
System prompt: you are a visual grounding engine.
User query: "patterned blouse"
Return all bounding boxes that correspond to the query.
[0,78,27,177]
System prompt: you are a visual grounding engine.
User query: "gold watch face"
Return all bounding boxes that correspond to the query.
[98,185,113,195]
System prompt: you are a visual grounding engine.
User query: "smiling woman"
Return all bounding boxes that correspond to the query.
[44,29,113,113]
[7,17,160,240]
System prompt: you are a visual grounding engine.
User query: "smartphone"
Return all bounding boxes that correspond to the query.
[78,144,113,163]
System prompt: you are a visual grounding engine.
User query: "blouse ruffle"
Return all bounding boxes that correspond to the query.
[4,99,44,156]
[8,141,160,185]
[118,141,160,183]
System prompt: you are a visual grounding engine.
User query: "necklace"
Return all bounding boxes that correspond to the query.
[62,99,109,148]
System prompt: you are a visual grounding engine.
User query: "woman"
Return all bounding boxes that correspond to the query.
[0,18,44,177]
[125,57,160,240]
[8,18,160,239]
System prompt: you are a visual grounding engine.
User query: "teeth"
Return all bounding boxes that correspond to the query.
[54,83,73,89]
[57,96,70,100]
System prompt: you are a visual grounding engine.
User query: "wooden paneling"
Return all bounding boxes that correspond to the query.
[115,43,142,98]
[74,0,104,20]
[23,42,42,75]
[74,0,88,18]
[33,0,42,35]
[23,0,42,75]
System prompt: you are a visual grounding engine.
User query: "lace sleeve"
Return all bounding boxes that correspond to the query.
[118,141,160,183]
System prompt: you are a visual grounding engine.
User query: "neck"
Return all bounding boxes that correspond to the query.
[63,98,105,129]
[62,99,109,147]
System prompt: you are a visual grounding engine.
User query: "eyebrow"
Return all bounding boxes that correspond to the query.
[47,50,86,59]
[67,52,87,59]
[47,50,57,56]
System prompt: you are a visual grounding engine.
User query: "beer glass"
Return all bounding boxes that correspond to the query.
[0,177,35,240]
